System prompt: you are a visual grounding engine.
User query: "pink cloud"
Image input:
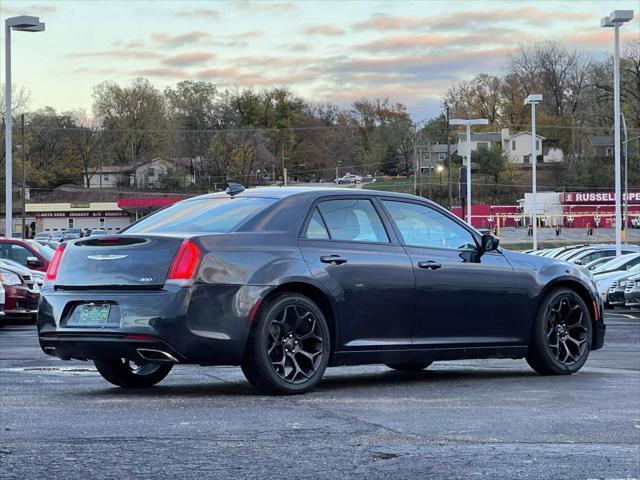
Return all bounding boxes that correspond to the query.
[66,49,161,60]
[162,52,215,67]
[135,68,190,79]
[358,33,450,51]
[303,24,345,36]
[352,7,595,32]
[151,31,210,47]
[176,7,219,18]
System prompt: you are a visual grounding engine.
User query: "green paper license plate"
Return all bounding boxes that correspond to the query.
[70,304,111,326]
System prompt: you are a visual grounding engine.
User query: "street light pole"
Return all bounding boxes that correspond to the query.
[621,112,629,243]
[449,118,488,225]
[525,94,543,250]
[3,16,45,238]
[21,113,26,239]
[602,9,634,256]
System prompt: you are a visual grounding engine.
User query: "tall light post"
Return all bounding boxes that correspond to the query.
[621,112,629,242]
[4,15,45,238]
[525,94,543,250]
[449,118,489,225]
[601,9,634,256]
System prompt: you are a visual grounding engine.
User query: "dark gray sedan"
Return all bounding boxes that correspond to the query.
[37,187,605,394]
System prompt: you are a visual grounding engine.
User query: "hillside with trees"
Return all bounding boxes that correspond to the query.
[1,40,638,206]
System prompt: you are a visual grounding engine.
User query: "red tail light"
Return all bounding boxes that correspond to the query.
[45,244,66,281]
[167,240,201,280]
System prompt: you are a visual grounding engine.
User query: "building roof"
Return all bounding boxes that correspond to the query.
[457,132,502,142]
[430,144,458,154]
[25,202,121,213]
[588,135,614,146]
[87,165,133,174]
[508,130,545,140]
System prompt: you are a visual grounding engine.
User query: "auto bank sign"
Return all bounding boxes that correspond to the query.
[561,192,640,204]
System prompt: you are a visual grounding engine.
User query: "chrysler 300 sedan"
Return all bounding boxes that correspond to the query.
[38,186,605,394]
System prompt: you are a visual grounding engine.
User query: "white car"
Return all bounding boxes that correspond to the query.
[335,173,362,185]
[594,264,640,302]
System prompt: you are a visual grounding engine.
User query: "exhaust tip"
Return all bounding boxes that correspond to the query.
[43,346,56,355]
[136,348,178,364]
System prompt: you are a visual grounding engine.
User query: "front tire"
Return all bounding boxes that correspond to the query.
[94,358,173,388]
[242,293,330,395]
[385,362,432,372]
[526,288,592,375]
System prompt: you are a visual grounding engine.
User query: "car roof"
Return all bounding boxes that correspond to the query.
[194,186,419,201]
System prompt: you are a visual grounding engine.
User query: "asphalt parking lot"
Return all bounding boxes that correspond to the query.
[1,312,638,480]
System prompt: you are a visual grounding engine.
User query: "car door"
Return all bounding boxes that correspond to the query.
[298,197,416,351]
[379,198,525,347]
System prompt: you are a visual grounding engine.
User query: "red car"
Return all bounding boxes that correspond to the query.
[0,238,53,272]
[0,262,40,318]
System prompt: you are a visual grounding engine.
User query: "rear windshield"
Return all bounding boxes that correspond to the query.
[124,197,277,234]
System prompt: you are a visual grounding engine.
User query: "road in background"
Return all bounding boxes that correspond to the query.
[0,312,638,479]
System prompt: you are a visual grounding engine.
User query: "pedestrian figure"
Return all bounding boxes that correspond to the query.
[528,224,533,237]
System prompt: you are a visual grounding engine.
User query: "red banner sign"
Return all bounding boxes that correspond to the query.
[561,192,640,204]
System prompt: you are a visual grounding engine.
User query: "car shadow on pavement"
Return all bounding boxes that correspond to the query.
[67,366,546,398]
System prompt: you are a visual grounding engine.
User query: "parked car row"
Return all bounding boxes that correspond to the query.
[0,237,48,325]
[525,244,640,309]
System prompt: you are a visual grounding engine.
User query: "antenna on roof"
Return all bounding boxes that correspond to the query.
[225,182,245,197]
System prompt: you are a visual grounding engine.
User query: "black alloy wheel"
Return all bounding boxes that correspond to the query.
[94,358,173,388]
[242,293,330,395]
[526,288,593,375]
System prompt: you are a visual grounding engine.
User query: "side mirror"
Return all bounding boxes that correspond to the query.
[481,233,500,252]
[26,256,42,268]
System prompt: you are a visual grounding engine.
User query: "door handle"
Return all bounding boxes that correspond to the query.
[320,255,348,265]
[418,261,442,270]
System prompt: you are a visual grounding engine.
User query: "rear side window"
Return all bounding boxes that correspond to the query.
[316,199,388,243]
[125,197,277,234]
[305,208,330,239]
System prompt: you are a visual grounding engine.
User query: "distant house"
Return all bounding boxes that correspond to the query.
[584,136,614,160]
[457,128,563,165]
[419,143,458,172]
[88,157,198,189]
[87,165,134,189]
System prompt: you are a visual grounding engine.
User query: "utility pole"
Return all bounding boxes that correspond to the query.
[428,140,433,199]
[413,126,418,196]
[21,113,26,239]
[446,105,452,210]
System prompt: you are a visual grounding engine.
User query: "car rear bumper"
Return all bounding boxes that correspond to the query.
[38,283,269,365]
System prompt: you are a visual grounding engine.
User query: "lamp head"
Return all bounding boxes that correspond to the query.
[6,15,45,32]
[524,94,543,105]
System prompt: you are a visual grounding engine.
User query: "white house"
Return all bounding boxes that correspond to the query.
[457,129,563,165]
[87,165,134,189]
[88,157,197,189]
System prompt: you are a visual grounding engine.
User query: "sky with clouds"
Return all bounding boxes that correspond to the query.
[1,0,638,120]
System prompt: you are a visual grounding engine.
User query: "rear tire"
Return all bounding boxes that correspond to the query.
[385,362,432,372]
[526,288,592,375]
[242,293,330,395]
[94,358,173,388]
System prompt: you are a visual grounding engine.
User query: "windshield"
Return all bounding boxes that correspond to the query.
[125,197,277,234]
[25,240,54,261]
[593,253,640,273]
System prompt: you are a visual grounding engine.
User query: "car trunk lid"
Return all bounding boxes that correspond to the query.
[55,235,184,289]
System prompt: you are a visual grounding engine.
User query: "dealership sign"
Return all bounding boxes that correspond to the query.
[561,192,640,204]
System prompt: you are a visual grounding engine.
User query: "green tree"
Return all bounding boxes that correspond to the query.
[472,144,504,184]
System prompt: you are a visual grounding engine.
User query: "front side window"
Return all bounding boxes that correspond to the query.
[382,200,476,250]
[125,197,277,234]
[316,199,388,243]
